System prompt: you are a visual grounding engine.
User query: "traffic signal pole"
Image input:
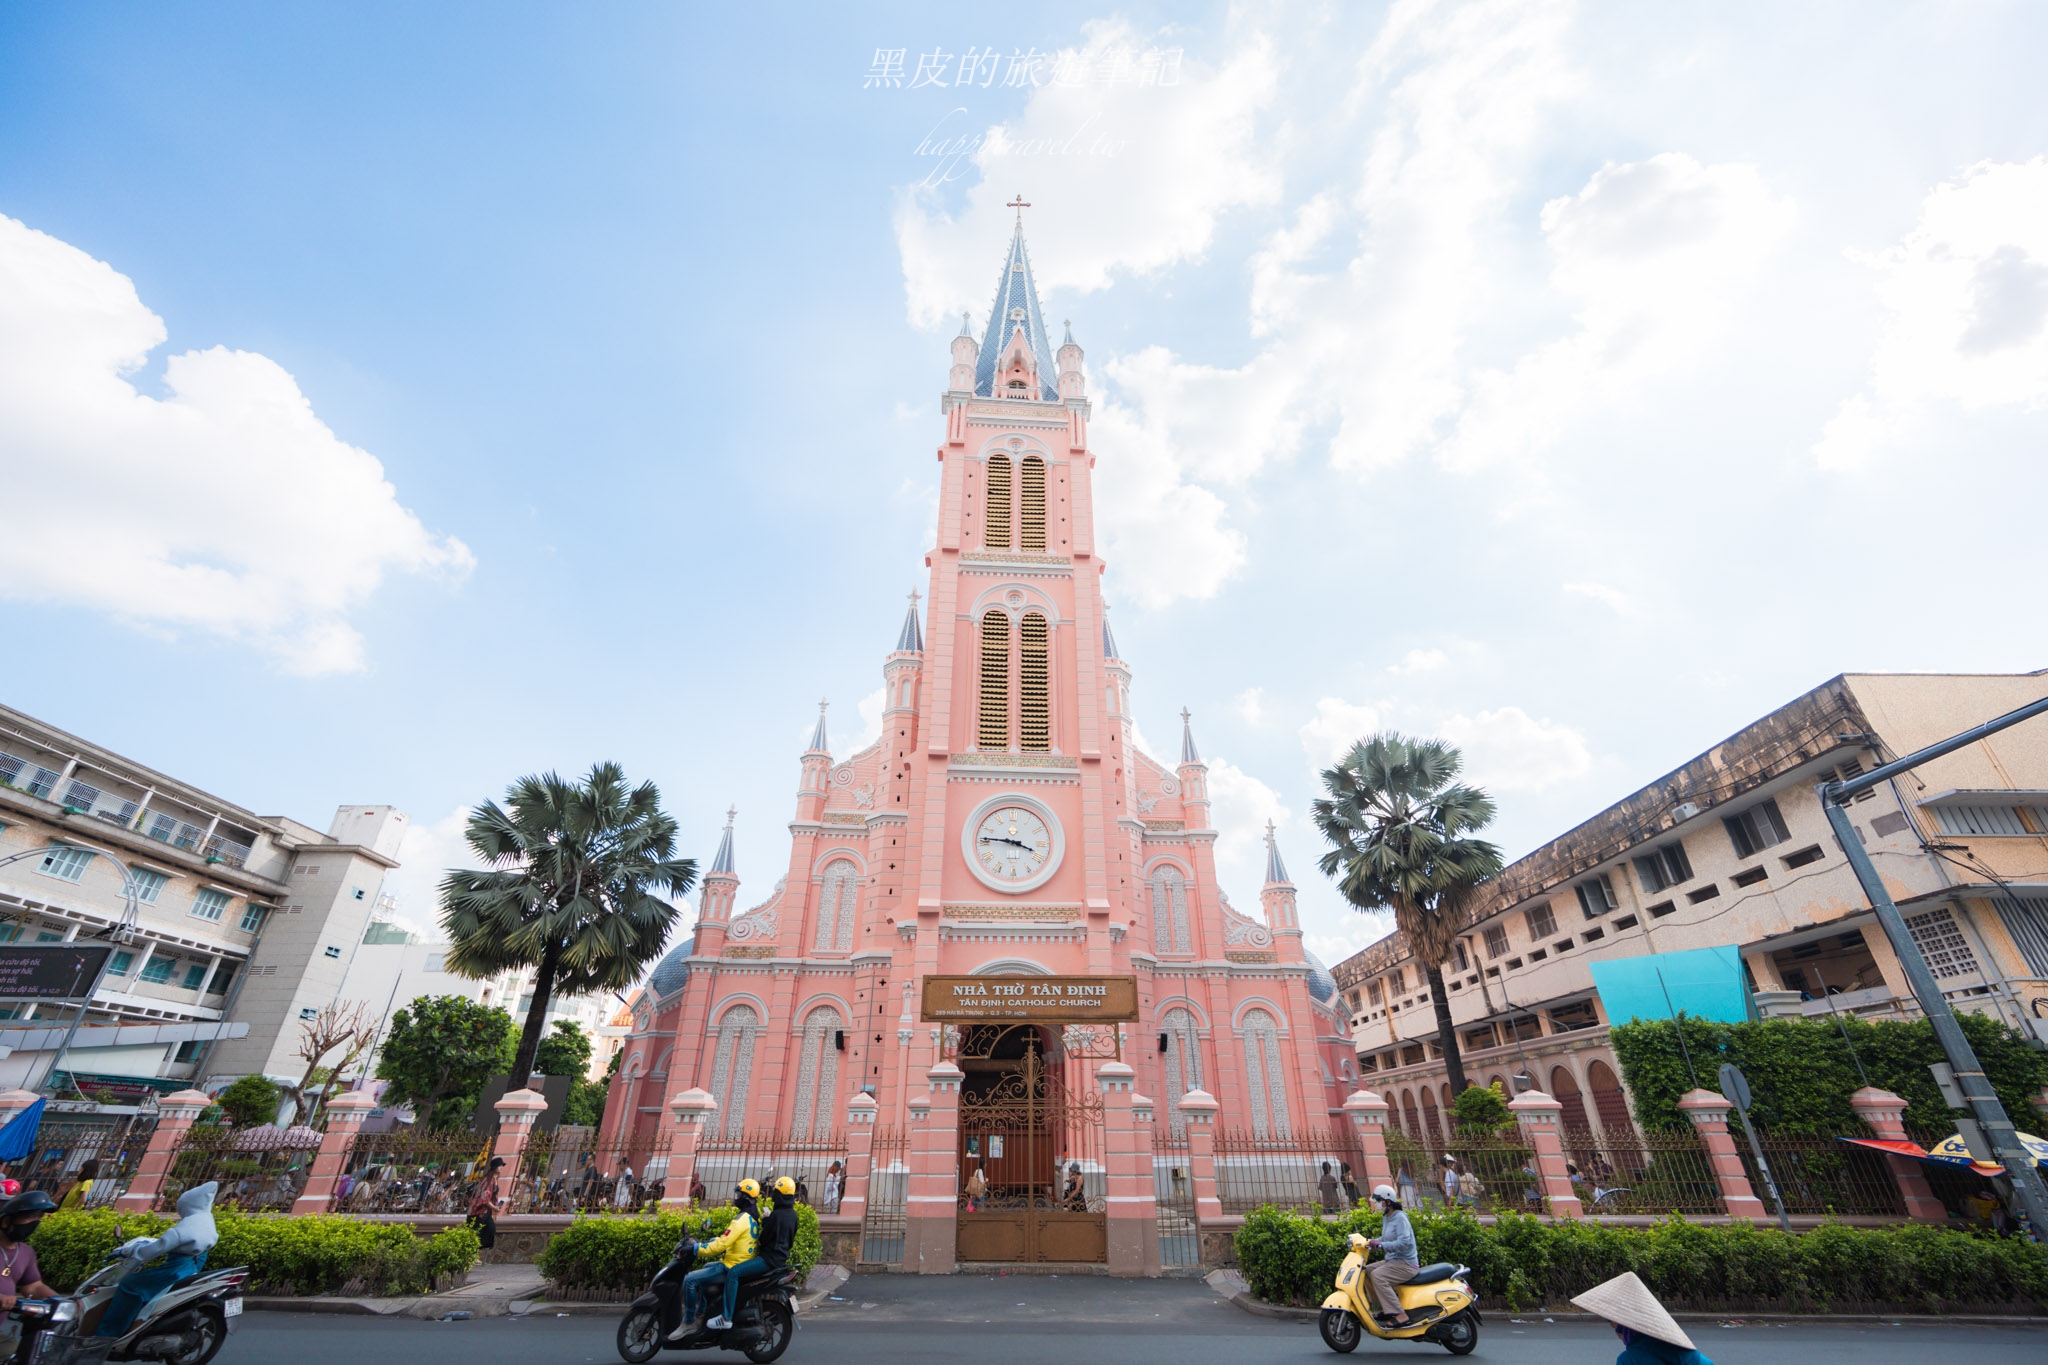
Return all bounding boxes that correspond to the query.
[1818,691,2048,1236]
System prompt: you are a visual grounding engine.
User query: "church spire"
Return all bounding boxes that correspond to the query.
[1101,609,1120,661]
[1263,820,1291,886]
[806,698,830,754]
[710,806,737,875]
[975,215,1060,400]
[1180,707,1201,764]
[895,589,924,653]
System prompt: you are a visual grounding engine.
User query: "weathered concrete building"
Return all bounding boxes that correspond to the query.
[1332,670,2048,1138]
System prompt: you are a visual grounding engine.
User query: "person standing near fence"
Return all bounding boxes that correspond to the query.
[467,1157,505,1251]
[1318,1162,1341,1213]
[1440,1154,1460,1207]
[56,1160,99,1211]
[1340,1162,1360,1208]
[824,1160,842,1212]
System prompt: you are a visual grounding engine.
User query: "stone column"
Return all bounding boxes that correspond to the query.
[1341,1089,1393,1202]
[903,1061,961,1274]
[291,1089,376,1214]
[1674,1089,1764,1219]
[1508,1090,1582,1219]
[837,1092,878,1221]
[1178,1089,1222,1222]
[1849,1086,1948,1222]
[660,1088,718,1212]
[1098,1061,1159,1277]
[115,1089,212,1212]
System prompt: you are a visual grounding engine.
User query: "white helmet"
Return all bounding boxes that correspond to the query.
[1372,1184,1398,1203]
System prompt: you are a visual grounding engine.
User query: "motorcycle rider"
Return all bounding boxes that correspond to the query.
[94,1181,219,1339]
[0,1191,59,1311]
[668,1179,761,1341]
[1364,1183,1418,1327]
[756,1177,799,1279]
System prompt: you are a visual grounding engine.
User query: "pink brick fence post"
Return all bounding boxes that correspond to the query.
[1342,1089,1393,1204]
[0,1090,40,1134]
[116,1089,211,1212]
[836,1092,878,1221]
[488,1087,549,1196]
[659,1088,717,1212]
[1178,1089,1222,1223]
[1098,1062,1159,1277]
[291,1089,376,1214]
[1676,1088,1766,1220]
[903,1062,961,1274]
[1509,1090,1582,1219]
[1849,1086,1948,1222]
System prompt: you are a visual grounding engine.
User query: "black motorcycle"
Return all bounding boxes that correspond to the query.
[616,1237,798,1365]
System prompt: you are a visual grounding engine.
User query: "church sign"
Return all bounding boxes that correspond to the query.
[921,974,1140,1023]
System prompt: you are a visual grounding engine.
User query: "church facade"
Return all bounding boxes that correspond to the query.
[601,223,1355,1208]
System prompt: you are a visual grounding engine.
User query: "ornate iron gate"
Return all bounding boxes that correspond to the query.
[954,1025,1105,1264]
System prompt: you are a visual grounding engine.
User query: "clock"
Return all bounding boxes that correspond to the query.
[960,794,1064,894]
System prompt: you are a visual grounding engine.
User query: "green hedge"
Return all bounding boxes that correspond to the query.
[537,1205,821,1291]
[1234,1204,2048,1314]
[31,1209,480,1297]
[1611,1013,2048,1136]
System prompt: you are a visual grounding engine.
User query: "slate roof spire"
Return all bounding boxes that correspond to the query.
[807,698,830,754]
[975,218,1060,401]
[1101,604,1120,661]
[710,806,737,875]
[1180,708,1201,764]
[895,589,924,653]
[1264,820,1291,886]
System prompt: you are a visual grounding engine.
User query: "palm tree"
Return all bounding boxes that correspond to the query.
[439,762,698,1085]
[1311,732,1504,1096]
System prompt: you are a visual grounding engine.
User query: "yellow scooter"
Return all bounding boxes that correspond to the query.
[1319,1233,1480,1355]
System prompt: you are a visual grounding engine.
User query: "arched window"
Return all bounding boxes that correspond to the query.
[790,1004,844,1140]
[816,859,859,952]
[978,611,1010,751]
[1160,1006,1203,1138]
[1019,456,1046,550]
[1419,1086,1442,1143]
[984,453,1012,549]
[1240,1008,1291,1138]
[1150,867,1190,955]
[1019,613,1049,751]
[707,1004,760,1138]
[1551,1066,1594,1135]
[1400,1090,1422,1136]
[1586,1059,1630,1131]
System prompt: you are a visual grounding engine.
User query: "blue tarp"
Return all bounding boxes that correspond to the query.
[0,1098,45,1161]
[1589,945,1750,1025]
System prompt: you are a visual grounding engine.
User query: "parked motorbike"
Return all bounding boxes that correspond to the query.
[6,1253,246,1365]
[615,1236,798,1365]
[1318,1233,1479,1356]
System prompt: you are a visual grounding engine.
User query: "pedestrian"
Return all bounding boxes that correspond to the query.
[824,1160,842,1212]
[1061,1163,1086,1211]
[615,1164,636,1209]
[1318,1161,1341,1213]
[964,1166,987,1212]
[1395,1164,1418,1209]
[1363,1184,1419,1326]
[56,1159,100,1212]
[1570,1270,1715,1364]
[468,1157,505,1252]
[1340,1161,1360,1208]
[1440,1153,1460,1206]
[689,1172,707,1206]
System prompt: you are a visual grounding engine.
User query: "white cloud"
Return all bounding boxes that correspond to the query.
[1389,648,1450,675]
[1204,757,1291,866]
[1235,687,1267,726]
[1437,705,1591,793]
[1299,697,1387,771]
[892,22,1281,329]
[852,687,887,752]
[1817,158,2048,469]
[0,214,473,674]
[1089,392,1248,607]
[1562,582,1637,616]
[383,805,485,937]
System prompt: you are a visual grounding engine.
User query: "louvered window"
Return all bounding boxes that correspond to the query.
[1525,904,1557,940]
[984,453,1012,549]
[1928,803,2045,837]
[1724,798,1792,859]
[1019,456,1046,550]
[1019,613,1049,751]
[978,611,1011,750]
[1994,892,2048,976]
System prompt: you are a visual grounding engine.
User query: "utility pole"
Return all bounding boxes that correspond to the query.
[1818,691,2048,1236]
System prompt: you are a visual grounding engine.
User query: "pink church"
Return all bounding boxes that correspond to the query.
[603,221,1355,1266]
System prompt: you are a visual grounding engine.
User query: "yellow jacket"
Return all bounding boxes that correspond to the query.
[700,1211,759,1268]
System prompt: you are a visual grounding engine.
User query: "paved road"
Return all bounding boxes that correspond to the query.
[231,1272,2046,1365]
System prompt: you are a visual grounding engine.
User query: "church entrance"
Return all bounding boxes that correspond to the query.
[954,1024,1106,1264]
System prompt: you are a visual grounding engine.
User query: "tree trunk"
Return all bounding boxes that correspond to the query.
[509,938,562,1085]
[1425,962,1469,1097]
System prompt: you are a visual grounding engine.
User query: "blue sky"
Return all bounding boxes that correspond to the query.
[4,2,2047,966]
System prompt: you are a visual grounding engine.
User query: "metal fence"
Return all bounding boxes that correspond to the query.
[1559,1127,1725,1216]
[504,1129,673,1213]
[12,1111,154,1208]
[859,1129,909,1264]
[1213,1127,1360,1215]
[1741,1135,1903,1217]
[696,1131,845,1213]
[153,1126,322,1212]
[1151,1136,1199,1267]
[1384,1129,1549,1215]
[338,1130,493,1214]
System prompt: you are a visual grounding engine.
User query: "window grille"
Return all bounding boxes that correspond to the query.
[1904,906,1979,980]
[1019,613,1049,751]
[140,957,175,985]
[977,612,1010,750]
[984,453,1012,549]
[1019,456,1046,550]
[1725,797,1792,859]
[1151,867,1191,955]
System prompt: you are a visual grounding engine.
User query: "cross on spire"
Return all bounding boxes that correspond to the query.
[1006,193,1030,219]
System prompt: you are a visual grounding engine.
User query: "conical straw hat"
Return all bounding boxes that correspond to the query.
[1569,1271,1694,1351]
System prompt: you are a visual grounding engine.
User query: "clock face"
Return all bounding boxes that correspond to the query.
[974,806,1052,884]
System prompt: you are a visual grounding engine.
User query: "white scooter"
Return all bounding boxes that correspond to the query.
[9,1252,246,1365]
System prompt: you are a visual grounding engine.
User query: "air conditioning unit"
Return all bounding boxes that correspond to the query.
[1671,801,1701,822]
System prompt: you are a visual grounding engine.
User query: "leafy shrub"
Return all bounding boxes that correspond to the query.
[214,1075,282,1127]
[538,1204,820,1291]
[1451,1085,1513,1135]
[1233,1204,2048,1313]
[30,1209,480,1297]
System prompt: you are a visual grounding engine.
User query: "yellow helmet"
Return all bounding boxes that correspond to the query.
[736,1178,761,1199]
[772,1176,796,1197]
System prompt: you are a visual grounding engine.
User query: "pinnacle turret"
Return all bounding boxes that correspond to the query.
[1180,708,1201,764]
[710,806,737,875]
[1263,820,1291,886]
[895,590,925,653]
[1101,610,1120,661]
[806,699,830,755]
[974,218,1060,401]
